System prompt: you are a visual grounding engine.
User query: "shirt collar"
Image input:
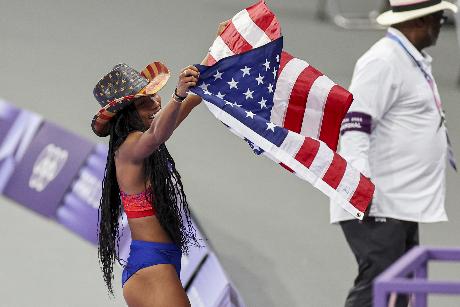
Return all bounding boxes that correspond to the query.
[387,27,432,66]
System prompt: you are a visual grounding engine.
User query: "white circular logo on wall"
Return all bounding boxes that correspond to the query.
[29,144,69,192]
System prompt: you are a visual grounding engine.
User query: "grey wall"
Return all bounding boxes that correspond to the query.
[1,1,459,306]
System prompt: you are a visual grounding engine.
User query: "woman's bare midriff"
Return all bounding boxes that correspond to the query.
[128,215,173,243]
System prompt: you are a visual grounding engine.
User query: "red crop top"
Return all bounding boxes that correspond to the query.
[120,188,156,218]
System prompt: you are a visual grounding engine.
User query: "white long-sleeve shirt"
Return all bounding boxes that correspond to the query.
[330,28,448,223]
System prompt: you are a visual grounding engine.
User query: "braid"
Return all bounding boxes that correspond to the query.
[97,102,197,295]
[144,144,197,254]
[98,125,122,295]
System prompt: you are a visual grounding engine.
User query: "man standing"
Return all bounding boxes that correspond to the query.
[330,1,458,306]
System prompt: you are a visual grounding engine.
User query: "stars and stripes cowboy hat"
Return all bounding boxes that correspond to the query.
[377,0,458,26]
[91,61,170,137]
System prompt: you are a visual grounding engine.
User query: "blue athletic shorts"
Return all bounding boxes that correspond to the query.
[122,240,182,287]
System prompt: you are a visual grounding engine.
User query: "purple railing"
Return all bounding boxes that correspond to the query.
[373,246,460,307]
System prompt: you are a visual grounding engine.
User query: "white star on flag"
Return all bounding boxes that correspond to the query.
[258,97,267,109]
[263,59,270,71]
[267,83,273,93]
[213,70,223,80]
[227,78,238,89]
[240,66,251,77]
[243,88,254,99]
[199,83,210,91]
[216,92,225,99]
[266,122,276,132]
[245,111,255,119]
[255,74,264,85]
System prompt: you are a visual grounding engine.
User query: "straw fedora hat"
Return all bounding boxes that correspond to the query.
[91,61,170,137]
[377,0,458,26]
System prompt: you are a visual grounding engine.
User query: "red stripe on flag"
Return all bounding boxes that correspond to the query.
[284,66,323,133]
[279,51,293,75]
[318,85,353,151]
[349,174,374,214]
[246,1,281,40]
[279,162,294,173]
[220,22,253,54]
[322,153,347,189]
[264,17,281,40]
[207,54,217,66]
[294,137,320,168]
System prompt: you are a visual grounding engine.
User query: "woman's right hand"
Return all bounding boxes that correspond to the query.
[175,65,200,98]
[216,20,230,37]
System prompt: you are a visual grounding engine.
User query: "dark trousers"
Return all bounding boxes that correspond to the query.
[340,218,419,307]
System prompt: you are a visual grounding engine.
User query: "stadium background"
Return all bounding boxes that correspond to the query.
[1,0,459,306]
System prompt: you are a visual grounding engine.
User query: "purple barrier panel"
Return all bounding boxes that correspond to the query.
[187,252,246,307]
[56,145,106,244]
[57,148,105,240]
[2,121,94,217]
[71,164,103,209]
[57,195,132,254]
[57,160,129,248]
[0,102,42,162]
[0,99,20,146]
[0,158,16,194]
[85,153,107,176]
[0,102,43,193]
[56,193,99,243]
[93,143,108,162]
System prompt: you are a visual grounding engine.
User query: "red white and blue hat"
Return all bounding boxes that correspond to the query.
[377,0,458,25]
[91,61,170,137]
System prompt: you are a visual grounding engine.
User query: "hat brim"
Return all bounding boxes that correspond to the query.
[377,1,458,26]
[91,61,170,137]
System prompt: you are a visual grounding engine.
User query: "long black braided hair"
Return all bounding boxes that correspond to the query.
[98,102,197,294]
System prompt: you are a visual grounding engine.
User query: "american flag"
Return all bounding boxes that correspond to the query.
[191,37,373,219]
[207,0,352,152]
[198,1,373,218]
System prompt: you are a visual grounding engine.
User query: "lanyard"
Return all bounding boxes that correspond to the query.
[387,31,456,171]
[386,32,445,129]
